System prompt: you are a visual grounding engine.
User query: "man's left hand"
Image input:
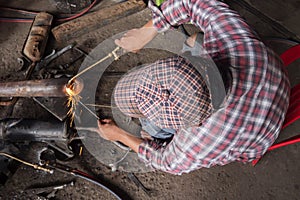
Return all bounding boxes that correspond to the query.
[97,119,124,141]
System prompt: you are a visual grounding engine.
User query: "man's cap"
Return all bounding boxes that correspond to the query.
[113,56,213,129]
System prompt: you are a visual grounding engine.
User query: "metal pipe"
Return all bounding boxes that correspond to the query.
[0,78,81,97]
[0,118,68,141]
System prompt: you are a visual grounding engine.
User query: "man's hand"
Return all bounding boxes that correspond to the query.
[115,20,158,53]
[97,119,144,153]
[97,119,124,141]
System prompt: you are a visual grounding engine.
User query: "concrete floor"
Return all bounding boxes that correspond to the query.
[0,0,299,199]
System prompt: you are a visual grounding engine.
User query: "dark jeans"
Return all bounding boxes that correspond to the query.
[139,118,175,139]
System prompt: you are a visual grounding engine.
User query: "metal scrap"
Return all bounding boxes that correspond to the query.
[25,181,75,199]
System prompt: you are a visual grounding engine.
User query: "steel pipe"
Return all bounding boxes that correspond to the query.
[0,78,82,97]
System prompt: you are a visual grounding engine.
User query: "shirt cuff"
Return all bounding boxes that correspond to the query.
[138,141,151,164]
[137,139,163,163]
[148,0,171,32]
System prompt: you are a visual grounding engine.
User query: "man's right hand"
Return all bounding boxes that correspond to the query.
[114,20,158,53]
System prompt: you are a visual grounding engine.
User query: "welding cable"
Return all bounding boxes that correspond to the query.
[71,169,123,200]
[0,17,33,23]
[47,162,123,200]
[0,152,53,173]
[0,6,38,16]
[0,151,123,199]
[0,0,98,23]
[264,37,300,46]
[57,0,98,22]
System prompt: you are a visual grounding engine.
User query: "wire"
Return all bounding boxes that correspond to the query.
[109,149,130,172]
[0,17,33,23]
[0,0,98,23]
[0,151,123,199]
[0,152,53,173]
[264,37,300,46]
[85,103,117,109]
[0,7,38,16]
[46,161,123,200]
[57,0,98,22]
[71,170,123,200]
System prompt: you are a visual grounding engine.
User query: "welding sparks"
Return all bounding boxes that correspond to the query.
[66,79,83,125]
[65,46,122,125]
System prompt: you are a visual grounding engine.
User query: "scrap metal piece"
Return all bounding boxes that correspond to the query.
[25,181,74,199]
[45,141,74,159]
[35,43,75,72]
[23,12,53,62]
[0,97,17,106]
[127,173,153,196]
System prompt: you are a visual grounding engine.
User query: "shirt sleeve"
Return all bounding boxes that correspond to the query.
[149,0,262,61]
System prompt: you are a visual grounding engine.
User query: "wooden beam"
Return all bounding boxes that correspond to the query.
[51,0,146,42]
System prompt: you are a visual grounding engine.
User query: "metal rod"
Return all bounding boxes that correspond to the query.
[68,46,120,85]
[78,101,99,119]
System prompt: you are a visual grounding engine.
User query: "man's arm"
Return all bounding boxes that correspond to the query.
[97,119,212,175]
[97,119,143,153]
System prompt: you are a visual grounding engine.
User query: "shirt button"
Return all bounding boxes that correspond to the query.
[171,163,176,169]
[161,89,170,101]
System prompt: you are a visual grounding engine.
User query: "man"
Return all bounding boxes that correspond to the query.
[97,0,290,175]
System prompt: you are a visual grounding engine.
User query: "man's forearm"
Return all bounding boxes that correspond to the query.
[118,130,144,153]
[114,19,158,52]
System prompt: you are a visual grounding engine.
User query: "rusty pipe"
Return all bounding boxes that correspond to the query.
[0,78,83,97]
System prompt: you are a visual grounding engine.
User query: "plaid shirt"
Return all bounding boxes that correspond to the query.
[138,0,290,175]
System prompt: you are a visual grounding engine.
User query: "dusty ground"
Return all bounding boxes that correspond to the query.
[0,0,299,199]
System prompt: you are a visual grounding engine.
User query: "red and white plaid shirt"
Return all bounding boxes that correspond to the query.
[137,0,290,174]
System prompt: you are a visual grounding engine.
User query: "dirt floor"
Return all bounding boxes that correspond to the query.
[0,0,299,200]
